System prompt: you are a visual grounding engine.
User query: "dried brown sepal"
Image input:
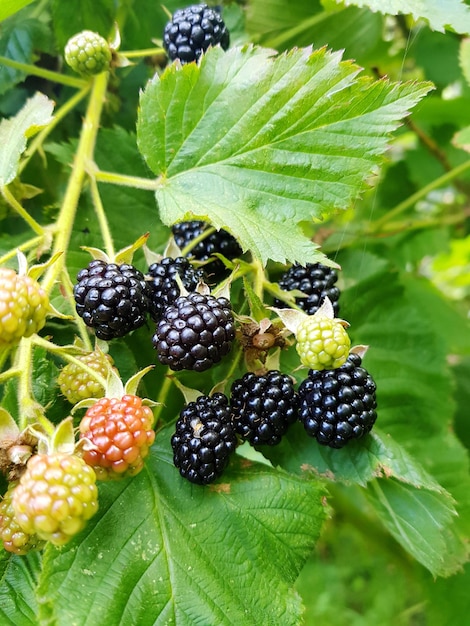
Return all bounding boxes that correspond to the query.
[0,430,37,481]
[236,317,292,372]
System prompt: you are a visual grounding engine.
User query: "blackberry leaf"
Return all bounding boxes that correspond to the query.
[137,45,431,265]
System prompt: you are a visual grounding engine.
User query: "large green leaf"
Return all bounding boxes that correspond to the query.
[50,0,116,49]
[137,45,431,265]
[36,426,326,625]
[341,0,470,34]
[0,552,41,625]
[0,0,35,23]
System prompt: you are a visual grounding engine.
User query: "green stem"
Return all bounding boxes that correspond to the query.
[32,336,107,388]
[42,71,110,295]
[0,56,88,89]
[0,235,44,265]
[93,168,159,190]
[15,337,49,430]
[120,48,165,58]
[370,158,470,232]
[19,84,91,174]
[0,346,12,373]
[252,258,265,300]
[58,269,93,349]
[89,175,115,258]
[0,368,21,384]
[153,373,174,424]
[1,185,44,235]
[181,226,216,256]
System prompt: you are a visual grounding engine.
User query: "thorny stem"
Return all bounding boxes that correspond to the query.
[93,168,159,190]
[0,56,88,89]
[15,337,52,432]
[1,186,44,236]
[0,235,45,265]
[42,71,110,295]
[89,176,116,259]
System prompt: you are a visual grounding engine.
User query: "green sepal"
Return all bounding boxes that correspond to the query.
[124,365,154,397]
[0,407,20,441]
[26,251,63,281]
[171,377,204,405]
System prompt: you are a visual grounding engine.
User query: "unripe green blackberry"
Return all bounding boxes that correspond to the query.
[296,315,350,370]
[57,351,114,405]
[298,353,377,448]
[12,453,99,546]
[0,267,49,346]
[64,30,111,76]
[0,483,45,554]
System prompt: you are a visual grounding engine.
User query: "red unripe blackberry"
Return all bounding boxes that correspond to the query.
[73,260,150,340]
[0,483,45,554]
[274,263,340,316]
[79,394,155,480]
[0,267,49,346]
[230,371,298,446]
[147,256,205,322]
[163,3,230,65]
[153,292,235,372]
[171,393,237,485]
[298,353,377,448]
[12,453,98,546]
[172,221,242,283]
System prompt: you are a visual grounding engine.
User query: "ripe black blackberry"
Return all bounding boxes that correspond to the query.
[153,291,235,372]
[171,393,238,485]
[163,3,230,65]
[274,263,340,316]
[230,371,299,446]
[147,256,205,322]
[298,353,377,448]
[172,220,242,283]
[74,260,150,340]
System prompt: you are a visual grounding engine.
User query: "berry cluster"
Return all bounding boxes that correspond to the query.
[72,223,241,374]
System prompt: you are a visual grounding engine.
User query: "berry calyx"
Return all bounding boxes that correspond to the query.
[298,352,378,448]
[163,3,230,65]
[0,267,49,347]
[296,315,351,370]
[274,263,340,316]
[171,393,237,485]
[0,482,45,554]
[147,256,205,322]
[64,30,112,76]
[73,259,150,340]
[79,394,155,480]
[153,289,235,372]
[12,453,98,546]
[230,370,298,446]
[57,350,114,405]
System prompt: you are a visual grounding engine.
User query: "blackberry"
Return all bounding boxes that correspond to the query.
[163,3,230,65]
[147,256,205,322]
[153,291,235,372]
[230,371,298,446]
[74,260,150,340]
[298,353,377,448]
[171,393,237,484]
[172,220,242,283]
[274,263,340,316]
